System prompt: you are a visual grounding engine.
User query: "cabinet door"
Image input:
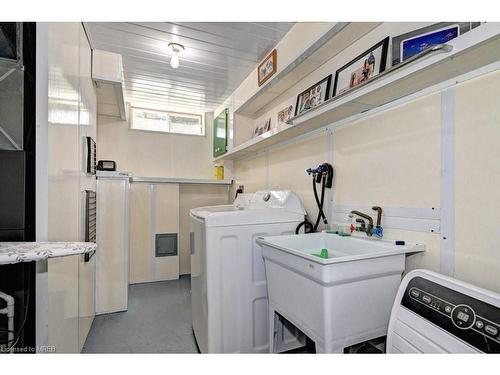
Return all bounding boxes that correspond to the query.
[78,253,95,351]
[213,109,228,157]
[96,177,129,314]
[48,255,79,353]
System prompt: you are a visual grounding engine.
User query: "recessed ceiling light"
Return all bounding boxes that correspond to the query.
[168,42,185,69]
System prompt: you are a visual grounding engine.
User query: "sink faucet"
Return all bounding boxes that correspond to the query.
[349,207,384,238]
[350,210,374,236]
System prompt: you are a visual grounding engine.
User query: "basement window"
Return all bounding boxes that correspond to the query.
[130,107,204,136]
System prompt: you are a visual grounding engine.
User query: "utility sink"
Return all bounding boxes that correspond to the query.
[257,232,425,353]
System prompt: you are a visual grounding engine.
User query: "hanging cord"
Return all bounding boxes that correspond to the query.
[15,267,31,346]
[0,329,19,353]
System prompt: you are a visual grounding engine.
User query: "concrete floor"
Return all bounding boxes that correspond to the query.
[82,275,199,353]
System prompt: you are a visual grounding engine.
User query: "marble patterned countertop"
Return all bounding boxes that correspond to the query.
[0,242,97,265]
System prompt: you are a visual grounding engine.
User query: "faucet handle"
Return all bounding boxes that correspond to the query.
[373,226,384,238]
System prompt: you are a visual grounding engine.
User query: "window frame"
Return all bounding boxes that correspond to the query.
[129,106,205,137]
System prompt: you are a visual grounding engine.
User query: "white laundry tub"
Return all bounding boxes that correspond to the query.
[257,232,425,353]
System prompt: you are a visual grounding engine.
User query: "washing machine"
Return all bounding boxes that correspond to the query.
[387,269,500,353]
[190,190,306,353]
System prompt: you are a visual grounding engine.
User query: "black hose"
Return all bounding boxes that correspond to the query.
[313,175,327,232]
[295,220,313,234]
[312,176,327,224]
[296,173,329,234]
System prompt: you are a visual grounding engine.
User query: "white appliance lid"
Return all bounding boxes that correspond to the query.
[190,190,305,227]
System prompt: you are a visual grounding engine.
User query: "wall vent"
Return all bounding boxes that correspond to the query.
[155,233,178,257]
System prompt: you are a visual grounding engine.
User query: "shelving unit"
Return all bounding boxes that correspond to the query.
[0,58,23,83]
[234,22,381,118]
[0,58,24,151]
[214,23,500,162]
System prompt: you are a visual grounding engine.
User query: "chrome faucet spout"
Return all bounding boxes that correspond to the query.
[350,210,374,236]
[350,210,373,227]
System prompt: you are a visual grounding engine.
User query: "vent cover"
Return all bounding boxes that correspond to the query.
[85,190,96,243]
[155,233,178,257]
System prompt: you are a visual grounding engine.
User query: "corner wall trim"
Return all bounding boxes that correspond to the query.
[35,22,49,243]
[440,88,456,276]
[327,129,334,222]
[150,184,157,280]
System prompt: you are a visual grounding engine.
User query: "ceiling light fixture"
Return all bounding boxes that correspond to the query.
[168,42,185,69]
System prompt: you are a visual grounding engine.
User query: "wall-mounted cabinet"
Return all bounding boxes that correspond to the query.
[92,49,126,120]
[213,108,228,158]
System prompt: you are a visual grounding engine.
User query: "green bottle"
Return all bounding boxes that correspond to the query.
[319,248,329,259]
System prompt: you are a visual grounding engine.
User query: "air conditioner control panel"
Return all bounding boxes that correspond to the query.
[402,276,500,353]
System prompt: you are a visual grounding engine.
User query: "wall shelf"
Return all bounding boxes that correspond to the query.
[130,176,233,185]
[235,22,381,118]
[214,23,500,162]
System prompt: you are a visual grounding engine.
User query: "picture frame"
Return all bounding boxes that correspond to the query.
[277,105,294,127]
[295,75,332,116]
[391,22,481,66]
[332,37,389,98]
[258,49,277,86]
[252,118,271,138]
[400,24,459,62]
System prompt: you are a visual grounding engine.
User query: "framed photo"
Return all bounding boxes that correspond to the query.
[263,118,271,133]
[392,22,481,66]
[332,37,389,97]
[277,105,294,126]
[400,25,459,62]
[258,49,277,86]
[252,118,271,138]
[295,75,332,116]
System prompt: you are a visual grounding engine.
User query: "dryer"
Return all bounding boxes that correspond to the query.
[190,190,306,353]
[387,269,500,353]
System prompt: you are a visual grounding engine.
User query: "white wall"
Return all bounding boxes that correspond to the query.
[454,71,500,292]
[97,111,230,279]
[97,112,215,179]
